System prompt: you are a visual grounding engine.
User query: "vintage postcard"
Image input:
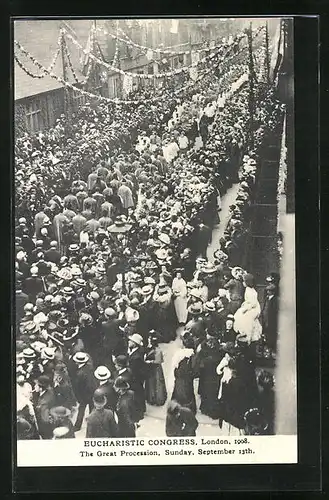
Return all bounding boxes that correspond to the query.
[14,16,297,467]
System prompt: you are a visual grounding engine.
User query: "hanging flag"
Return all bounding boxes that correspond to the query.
[83,28,93,69]
[191,51,200,66]
[123,74,133,95]
[146,49,153,61]
[189,67,198,81]
[170,19,179,34]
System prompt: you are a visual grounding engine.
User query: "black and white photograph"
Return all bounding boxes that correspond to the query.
[14,17,297,467]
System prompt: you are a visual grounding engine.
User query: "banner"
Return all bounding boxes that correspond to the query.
[189,66,198,81]
[170,19,179,34]
[191,50,200,66]
[123,74,133,96]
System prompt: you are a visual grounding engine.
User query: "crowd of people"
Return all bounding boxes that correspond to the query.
[15,31,284,441]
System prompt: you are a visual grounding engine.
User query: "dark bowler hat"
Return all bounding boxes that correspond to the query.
[114,376,130,391]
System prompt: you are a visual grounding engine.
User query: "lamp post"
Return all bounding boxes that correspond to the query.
[107,216,132,294]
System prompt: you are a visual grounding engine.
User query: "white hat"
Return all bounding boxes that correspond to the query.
[158,233,170,245]
[53,426,70,439]
[125,308,140,323]
[16,251,26,261]
[41,346,56,360]
[30,266,39,276]
[72,352,89,364]
[94,365,111,381]
[128,333,143,347]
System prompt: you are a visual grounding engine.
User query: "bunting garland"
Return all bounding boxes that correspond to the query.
[96,23,265,57]
[62,27,226,79]
[15,31,62,79]
[14,31,252,105]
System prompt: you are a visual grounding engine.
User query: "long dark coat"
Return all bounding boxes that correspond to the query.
[86,408,119,438]
[196,344,223,418]
[72,362,97,405]
[116,390,136,437]
[128,348,146,421]
[34,388,57,439]
[262,295,278,351]
[171,356,196,414]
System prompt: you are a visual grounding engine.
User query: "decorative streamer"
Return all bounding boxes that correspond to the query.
[14,30,256,105]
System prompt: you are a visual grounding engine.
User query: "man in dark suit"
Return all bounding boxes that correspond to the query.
[71,352,97,431]
[262,284,278,352]
[85,389,118,438]
[101,308,126,371]
[33,375,56,439]
[94,366,117,411]
[196,222,212,259]
[44,241,61,265]
[128,334,146,422]
[23,266,44,302]
[114,377,136,438]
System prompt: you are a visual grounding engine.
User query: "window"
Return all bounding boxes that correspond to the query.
[72,89,87,108]
[25,98,43,133]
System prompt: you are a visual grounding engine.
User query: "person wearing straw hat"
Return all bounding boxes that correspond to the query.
[71,352,97,432]
[94,366,117,411]
[85,389,119,438]
[50,406,75,438]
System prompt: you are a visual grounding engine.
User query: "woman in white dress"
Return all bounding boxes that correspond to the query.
[172,269,188,326]
[233,273,262,344]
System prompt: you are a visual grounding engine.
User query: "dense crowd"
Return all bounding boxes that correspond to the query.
[15,32,284,441]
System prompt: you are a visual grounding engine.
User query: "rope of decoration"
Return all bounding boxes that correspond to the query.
[14,34,250,105]
[14,39,214,105]
[62,26,239,79]
[15,31,62,79]
[61,34,80,84]
[112,21,120,68]
[96,23,265,56]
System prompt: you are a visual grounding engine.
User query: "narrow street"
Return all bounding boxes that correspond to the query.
[75,182,240,439]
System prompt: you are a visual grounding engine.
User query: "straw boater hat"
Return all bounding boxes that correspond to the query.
[72,352,89,364]
[158,233,170,245]
[22,347,36,359]
[204,301,216,312]
[141,285,154,296]
[104,308,116,319]
[202,262,217,274]
[94,365,111,381]
[125,308,140,323]
[128,333,143,347]
[41,347,56,360]
[53,426,70,439]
